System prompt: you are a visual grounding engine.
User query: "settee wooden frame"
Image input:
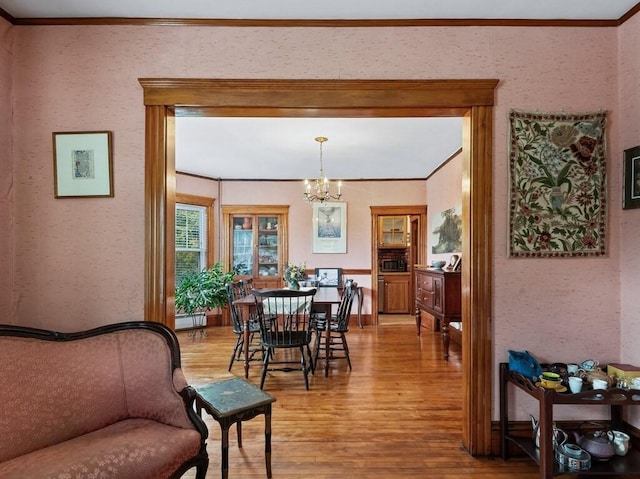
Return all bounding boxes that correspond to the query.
[0,321,209,479]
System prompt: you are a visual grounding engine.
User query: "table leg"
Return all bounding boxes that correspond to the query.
[357,286,364,328]
[442,320,450,360]
[221,425,230,479]
[415,305,422,336]
[237,421,243,448]
[265,403,273,478]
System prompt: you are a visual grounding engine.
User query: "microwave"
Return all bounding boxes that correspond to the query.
[381,259,406,272]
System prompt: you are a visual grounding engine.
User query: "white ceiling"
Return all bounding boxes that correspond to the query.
[0,0,636,21]
[176,117,463,180]
[3,1,635,180]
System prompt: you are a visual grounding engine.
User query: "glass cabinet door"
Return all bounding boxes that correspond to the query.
[256,215,280,279]
[223,206,289,289]
[231,216,254,275]
[380,216,407,246]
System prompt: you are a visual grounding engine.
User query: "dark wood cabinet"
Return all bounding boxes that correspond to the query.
[414,266,461,359]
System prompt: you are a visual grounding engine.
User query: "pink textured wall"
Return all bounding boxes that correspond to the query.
[426,152,463,264]
[0,18,14,321]
[6,23,638,420]
[619,14,640,424]
[176,173,427,314]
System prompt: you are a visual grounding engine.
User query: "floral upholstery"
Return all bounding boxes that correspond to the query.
[0,419,202,479]
[0,322,208,479]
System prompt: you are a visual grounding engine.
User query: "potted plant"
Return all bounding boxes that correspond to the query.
[284,262,306,290]
[175,262,235,337]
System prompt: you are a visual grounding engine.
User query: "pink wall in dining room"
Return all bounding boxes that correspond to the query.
[0,19,14,321]
[4,21,638,421]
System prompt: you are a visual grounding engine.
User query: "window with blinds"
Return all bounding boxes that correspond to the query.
[175,203,207,287]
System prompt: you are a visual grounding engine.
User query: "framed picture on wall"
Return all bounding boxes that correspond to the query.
[312,202,347,253]
[623,145,640,210]
[53,131,113,198]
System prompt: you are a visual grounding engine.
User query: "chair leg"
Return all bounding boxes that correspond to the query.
[300,346,310,390]
[228,334,243,372]
[313,329,322,368]
[341,332,352,370]
[260,347,271,390]
[306,343,315,374]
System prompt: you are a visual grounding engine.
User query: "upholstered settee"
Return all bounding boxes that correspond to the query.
[0,321,209,479]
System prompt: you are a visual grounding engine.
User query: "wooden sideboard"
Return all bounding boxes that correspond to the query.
[414,266,461,359]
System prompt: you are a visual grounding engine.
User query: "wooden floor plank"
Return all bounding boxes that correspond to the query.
[178,323,539,478]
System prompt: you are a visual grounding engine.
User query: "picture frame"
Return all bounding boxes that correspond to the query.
[53,131,113,198]
[314,268,343,287]
[452,254,462,272]
[447,254,462,271]
[623,145,640,210]
[312,201,347,253]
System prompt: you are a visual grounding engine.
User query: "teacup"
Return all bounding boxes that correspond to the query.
[567,363,579,376]
[540,373,562,389]
[568,376,583,393]
[631,377,640,390]
[580,359,598,371]
[613,431,630,456]
[563,443,584,458]
[592,378,608,390]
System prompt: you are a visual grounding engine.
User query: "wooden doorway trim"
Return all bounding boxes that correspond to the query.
[139,78,497,455]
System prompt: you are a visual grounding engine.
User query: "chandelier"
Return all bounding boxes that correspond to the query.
[304,136,342,203]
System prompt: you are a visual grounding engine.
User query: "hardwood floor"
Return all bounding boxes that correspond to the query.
[378,313,415,325]
[178,323,539,478]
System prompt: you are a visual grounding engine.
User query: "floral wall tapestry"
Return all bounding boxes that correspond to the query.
[508,110,607,257]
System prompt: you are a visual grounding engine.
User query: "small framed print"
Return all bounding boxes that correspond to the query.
[623,145,640,210]
[53,131,113,198]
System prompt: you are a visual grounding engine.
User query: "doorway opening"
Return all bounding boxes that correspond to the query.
[140,78,497,455]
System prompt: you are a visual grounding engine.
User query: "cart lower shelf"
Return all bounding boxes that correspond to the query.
[506,430,640,475]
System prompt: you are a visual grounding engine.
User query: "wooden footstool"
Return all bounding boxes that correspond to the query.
[195,377,276,479]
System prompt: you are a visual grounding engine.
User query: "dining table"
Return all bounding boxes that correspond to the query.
[233,287,342,379]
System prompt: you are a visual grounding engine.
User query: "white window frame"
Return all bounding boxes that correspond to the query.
[175,194,215,285]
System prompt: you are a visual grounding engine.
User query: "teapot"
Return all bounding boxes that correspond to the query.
[578,367,613,388]
[573,424,615,461]
[530,415,567,449]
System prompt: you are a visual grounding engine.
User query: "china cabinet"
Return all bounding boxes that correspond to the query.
[222,206,289,289]
[500,363,640,478]
[378,216,408,247]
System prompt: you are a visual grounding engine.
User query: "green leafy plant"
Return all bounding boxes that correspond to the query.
[284,262,306,284]
[175,262,235,316]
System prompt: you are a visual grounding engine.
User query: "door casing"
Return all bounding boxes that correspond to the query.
[139,78,496,455]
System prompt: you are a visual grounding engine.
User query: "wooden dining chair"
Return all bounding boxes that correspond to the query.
[312,281,357,374]
[226,281,264,372]
[240,278,253,297]
[253,288,316,390]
